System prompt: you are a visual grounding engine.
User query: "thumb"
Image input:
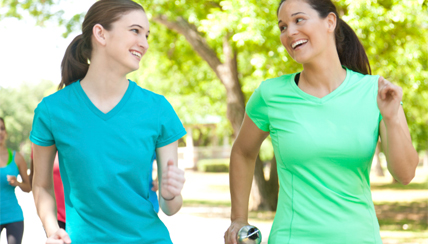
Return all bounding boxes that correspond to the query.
[167,159,175,167]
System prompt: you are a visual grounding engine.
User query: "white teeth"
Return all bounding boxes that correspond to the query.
[130,51,141,58]
[292,40,308,49]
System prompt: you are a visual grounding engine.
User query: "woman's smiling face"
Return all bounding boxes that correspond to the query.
[277,0,335,64]
[103,10,150,73]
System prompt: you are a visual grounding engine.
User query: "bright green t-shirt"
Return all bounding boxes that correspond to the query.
[246,68,383,244]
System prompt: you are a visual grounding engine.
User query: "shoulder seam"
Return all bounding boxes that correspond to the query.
[259,82,270,130]
[43,100,54,143]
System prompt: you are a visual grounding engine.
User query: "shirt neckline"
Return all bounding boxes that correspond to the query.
[74,80,135,121]
[290,67,350,104]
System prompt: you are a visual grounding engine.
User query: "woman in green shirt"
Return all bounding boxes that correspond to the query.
[224,0,419,243]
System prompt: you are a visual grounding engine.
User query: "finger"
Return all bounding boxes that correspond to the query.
[58,229,72,243]
[230,229,237,244]
[164,184,183,195]
[46,239,65,244]
[379,83,392,100]
[164,170,185,182]
[163,180,183,193]
[378,76,388,99]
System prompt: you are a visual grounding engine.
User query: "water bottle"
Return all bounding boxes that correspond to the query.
[237,225,262,244]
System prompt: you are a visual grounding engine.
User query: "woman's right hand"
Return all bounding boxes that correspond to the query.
[46,229,71,244]
[224,220,248,244]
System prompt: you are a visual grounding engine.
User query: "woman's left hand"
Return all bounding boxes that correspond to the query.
[7,175,18,186]
[160,160,185,200]
[377,76,403,121]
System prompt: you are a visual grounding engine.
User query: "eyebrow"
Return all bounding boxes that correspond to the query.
[278,12,306,24]
[129,24,150,34]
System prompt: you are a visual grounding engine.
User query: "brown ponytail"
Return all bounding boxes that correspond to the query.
[59,34,90,89]
[58,0,145,90]
[335,18,371,75]
[277,0,371,75]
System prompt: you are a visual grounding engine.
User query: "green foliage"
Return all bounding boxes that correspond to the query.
[0,80,54,162]
[197,158,229,172]
[2,0,428,150]
[259,136,274,162]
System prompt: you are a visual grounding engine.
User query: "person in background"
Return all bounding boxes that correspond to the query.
[0,117,32,244]
[149,153,160,213]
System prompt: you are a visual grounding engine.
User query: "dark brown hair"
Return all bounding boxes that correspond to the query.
[59,0,145,90]
[0,117,5,131]
[277,0,371,75]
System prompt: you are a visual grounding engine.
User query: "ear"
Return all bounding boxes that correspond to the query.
[326,12,337,33]
[92,24,107,46]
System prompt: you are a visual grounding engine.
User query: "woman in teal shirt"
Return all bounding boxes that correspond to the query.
[31,1,186,243]
[0,117,32,244]
[225,0,419,243]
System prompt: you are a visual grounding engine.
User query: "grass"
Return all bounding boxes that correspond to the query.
[375,200,428,231]
[184,199,230,208]
[371,178,428,190]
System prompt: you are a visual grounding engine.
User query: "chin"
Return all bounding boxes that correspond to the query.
[126,63,140,73]
[292,54,312,65]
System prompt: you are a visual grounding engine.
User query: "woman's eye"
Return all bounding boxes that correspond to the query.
[296,18,304,23]
[131,29,139,34]
[279,26,287,31]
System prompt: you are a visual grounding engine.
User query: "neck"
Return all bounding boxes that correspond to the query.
[80,57,129,100]
[300,46,346,93]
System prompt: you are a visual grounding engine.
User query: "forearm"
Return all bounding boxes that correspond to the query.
[230,148,257,222]
[383,118,419,184]
[33,185,59,236]
[160,194,183,216]
[17,180,32,192]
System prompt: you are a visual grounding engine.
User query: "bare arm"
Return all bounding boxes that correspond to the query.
[379,107,418,185]
[225,114,269,244]
[378,77,419,185]
[10,152,32,192]
[33,144,62,236]
[156,141,185,216]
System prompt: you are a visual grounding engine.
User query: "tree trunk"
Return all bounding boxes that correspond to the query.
[250,156,279,211]
[153,15,278,210]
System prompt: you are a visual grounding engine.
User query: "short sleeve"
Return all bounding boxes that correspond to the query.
[30,100,55,146]
[156,96,186,148]
[246,85,270,132]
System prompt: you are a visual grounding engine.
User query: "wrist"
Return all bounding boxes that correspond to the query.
[231,214,248,223]
[382,116,400,128]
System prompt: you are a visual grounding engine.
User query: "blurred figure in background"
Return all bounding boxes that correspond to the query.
[0,117,32,244]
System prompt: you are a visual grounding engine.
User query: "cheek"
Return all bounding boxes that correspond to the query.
[280,34,292,54]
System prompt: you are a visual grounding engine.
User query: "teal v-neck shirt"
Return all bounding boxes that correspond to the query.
[30,80,186,244]
[246,68,383,244]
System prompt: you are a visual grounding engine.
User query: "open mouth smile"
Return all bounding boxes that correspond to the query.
[130,50,142,59]
[291,39,308,49]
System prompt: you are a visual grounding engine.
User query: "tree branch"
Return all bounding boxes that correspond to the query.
[152,15,223,79]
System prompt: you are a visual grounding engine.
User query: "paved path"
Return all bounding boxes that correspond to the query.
[2,189,271,243]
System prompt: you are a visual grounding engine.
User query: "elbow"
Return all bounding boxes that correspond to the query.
[23,186,32,193]
[398,173,415,185]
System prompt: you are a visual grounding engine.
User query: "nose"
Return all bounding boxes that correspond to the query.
[139,36,149,52]
[286,24,298,37]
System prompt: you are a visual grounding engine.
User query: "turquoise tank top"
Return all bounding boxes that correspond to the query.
[0,149,24,224]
